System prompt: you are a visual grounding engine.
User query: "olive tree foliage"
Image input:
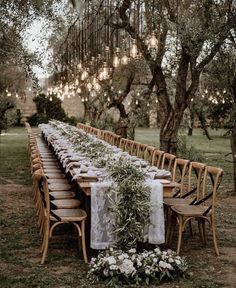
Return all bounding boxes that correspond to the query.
[0,0,60,129]
[200,37,236,194]
[67,0,236,153]
[0,94,16,134]
[112,0,236,153]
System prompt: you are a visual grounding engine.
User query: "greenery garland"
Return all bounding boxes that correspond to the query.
[49,120,150,250]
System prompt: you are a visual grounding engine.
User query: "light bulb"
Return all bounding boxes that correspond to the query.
[82,97,85,102]
[77,62,82,70]
[94,82,101,91]
[113,47,121,68]
[135,100,139,105]
[81,70,89,81]
[87,82,92,91]
[107,96,111,102]
[121,52,129,65]
[147,32,158,50]
[113,55,120,67]
[16,93,19,98]
[102,62,110,80]
[77,87,81,94]
[130,39,138,58]
[90,90,97,97]
[85,97,88,102]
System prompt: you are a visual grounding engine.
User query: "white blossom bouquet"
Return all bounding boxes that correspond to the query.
[88,247,188,287]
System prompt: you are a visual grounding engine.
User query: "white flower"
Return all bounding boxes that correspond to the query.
[119,259,136,276]
[128,248,136,254]
[175,259,181,265]
[153,257,158,263]
[159,260,168,269]
[103,268,109,277]
[106,256,116,265]
[110,264,118,270]
[166,263,174,270]
[136,259,142,268]
[118,254,125,261]
[168,257,174,263]
[154,247,161,253]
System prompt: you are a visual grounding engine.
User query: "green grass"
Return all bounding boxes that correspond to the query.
[135,127,233,194]
[0,127,32,186]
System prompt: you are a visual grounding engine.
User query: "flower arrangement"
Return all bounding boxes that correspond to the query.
[88,247,188,287]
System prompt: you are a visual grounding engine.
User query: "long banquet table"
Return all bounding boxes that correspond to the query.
[39,122,179,252]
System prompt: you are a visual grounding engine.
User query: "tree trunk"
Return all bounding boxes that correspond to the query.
[115,103,129,138]
[231,72,236,195]
[188,107,195,136]
[159,108,185,154]
[197,109,212,140]
[231,127,236,195]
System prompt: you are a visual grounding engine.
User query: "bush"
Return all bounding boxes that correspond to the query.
[177,136,204,162]
[27,93,67,126]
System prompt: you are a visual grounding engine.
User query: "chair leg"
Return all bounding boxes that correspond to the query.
[81,220,88,263]
[176,216,183,255]
[212,220,220,256]
[188,220,193,237]
[41,234,49,264]
[165,207,172,246]
[198,219,204,244]
[202,219,207,245]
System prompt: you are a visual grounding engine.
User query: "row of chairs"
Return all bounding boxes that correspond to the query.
[25,123,88,264]
[164,162,223,255]
[77,122,224,255]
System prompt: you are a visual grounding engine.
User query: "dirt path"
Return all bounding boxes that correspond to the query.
[0,182,235,287]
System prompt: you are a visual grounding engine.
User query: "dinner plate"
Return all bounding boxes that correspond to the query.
[158,179,171,184]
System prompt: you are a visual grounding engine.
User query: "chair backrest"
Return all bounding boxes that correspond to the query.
[151,149,164,168]
[172,158,190,196]
[131,141,141,156]
[185,162,206,201]
[137,143,148,159]
[161,153,176,171]
[144,146,156,163]
[197,166,223,216]
[119,138,127,151]
[125,139,134,155]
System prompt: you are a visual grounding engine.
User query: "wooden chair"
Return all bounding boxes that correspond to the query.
[131,141,141,157]
[33,172,88,264]
[170,166,223,255]
[125,139,134,155]
[144,146,156,164]
[137,143,148,159]
[172,158,191,196]
[164,162,206,243]
[119,138,128,151]
[161,153,176,171]
[151,149,165,168]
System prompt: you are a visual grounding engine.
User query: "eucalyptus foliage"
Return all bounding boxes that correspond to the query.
[50,120,150,250]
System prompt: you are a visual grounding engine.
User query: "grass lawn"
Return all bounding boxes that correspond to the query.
[0,127,32,186]
[135,127,233,194]
[0,126,235,288]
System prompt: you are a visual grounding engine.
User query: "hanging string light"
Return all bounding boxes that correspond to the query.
[113,47,121,67]
[130,39,138,58]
